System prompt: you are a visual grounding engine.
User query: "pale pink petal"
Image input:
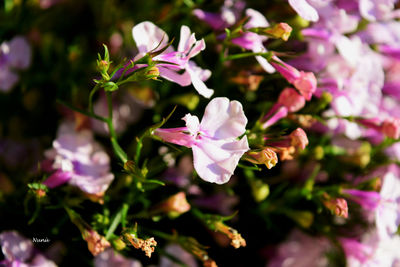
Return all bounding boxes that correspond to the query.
[158,67,192,86]
[288,0,319,22]
[200,97,247,139]
[187,39,206,59]
[186,66,214,98]
[192,136,249,184]
[252,46,275,73]
[154,128,195,147]
[178,26,196,53]
[0,67,19,92]
[132,21,171,54]
[182,114,200,135]
[245,8,269,28]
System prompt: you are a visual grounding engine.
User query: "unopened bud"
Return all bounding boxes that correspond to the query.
[278,87,306,112]
[290,128,309,150]
[245,148,278,169]
[264,23,292,41]
[381,118,400,139]
[146,66,160,80]
[322,194,348,218]
[98,60,109,72]
[250,180,269,202]
[156,192,191,217]
[111,238,126,251]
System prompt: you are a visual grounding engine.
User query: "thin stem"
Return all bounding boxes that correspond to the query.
[57,99,107,122]
[224,51,272,61]
[88,84,101,114]
[105,91,128,163]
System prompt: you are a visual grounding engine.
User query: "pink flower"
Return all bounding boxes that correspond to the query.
[261,88,306,129]
[381,117,400,139]
[270,56,317,100]
[154,97,249,184]
[0,231,56,267]
[43,123,114,196]
[342,189,381,210]
[132,21,213,98]
[0,36,31,92]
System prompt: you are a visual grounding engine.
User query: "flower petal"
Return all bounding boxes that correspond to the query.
[288,0,319,22]
[200,97,247,139]
[132,21,171,54]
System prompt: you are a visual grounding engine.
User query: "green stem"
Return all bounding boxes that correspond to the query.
[57,99,107,122]
[224,51,272,61]
[88,84,101,114]
[105,91,128,163]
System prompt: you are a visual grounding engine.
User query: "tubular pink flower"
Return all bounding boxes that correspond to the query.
[155,97,249,184]
[132,21,213,98]
[342,189,381,210]
[270,56,317,100]
[290,128,309,150]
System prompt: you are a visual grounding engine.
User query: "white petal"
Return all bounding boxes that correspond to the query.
[132,21,170,54]
[200,97,247,139]
[182,114,200,135]
[192,136,249,184]
[187,66,214,98]
[288,0,319,22]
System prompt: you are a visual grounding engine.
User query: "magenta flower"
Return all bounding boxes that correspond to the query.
[154,97,249,184]
[0,231,56,267]
[342,188,381,210]
[0,36,31,92]
[43,123,114,197]
[132,21,213,98]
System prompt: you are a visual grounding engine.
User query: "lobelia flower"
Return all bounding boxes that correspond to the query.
[341,230,400,267]
[0,231,57,267]
[132,21,213,98]
[0,36,31,92]
[94,248,142,267]
[154,97,249,184]
[42,123,114,199]
[267,230,331,267]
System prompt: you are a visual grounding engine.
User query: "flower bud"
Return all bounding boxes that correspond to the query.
[250,180,269,202]
[322,194,348,218]
[381,117,400,139]
[290,128,309,150]
[264,23,292,41]
[146,66,160,80]
[278,87,306,112]
[155,192,191,218]
[245,148,278,169]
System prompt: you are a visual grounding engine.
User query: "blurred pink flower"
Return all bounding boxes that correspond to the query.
[0,231,56,267]
[155,97,249,184]
[94,248,142,267]
[268,230,331,267]
[43,123,114,196]
[132,21,213,98]
[0,36,31,92]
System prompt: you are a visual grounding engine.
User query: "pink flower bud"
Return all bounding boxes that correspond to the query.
[322,195,348,218]
[381,117,400,139]
[271,56,317,100]
[278,87,306,112]
[245,148,278,169]
[160,192,191,214]
[290,128,309,150]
